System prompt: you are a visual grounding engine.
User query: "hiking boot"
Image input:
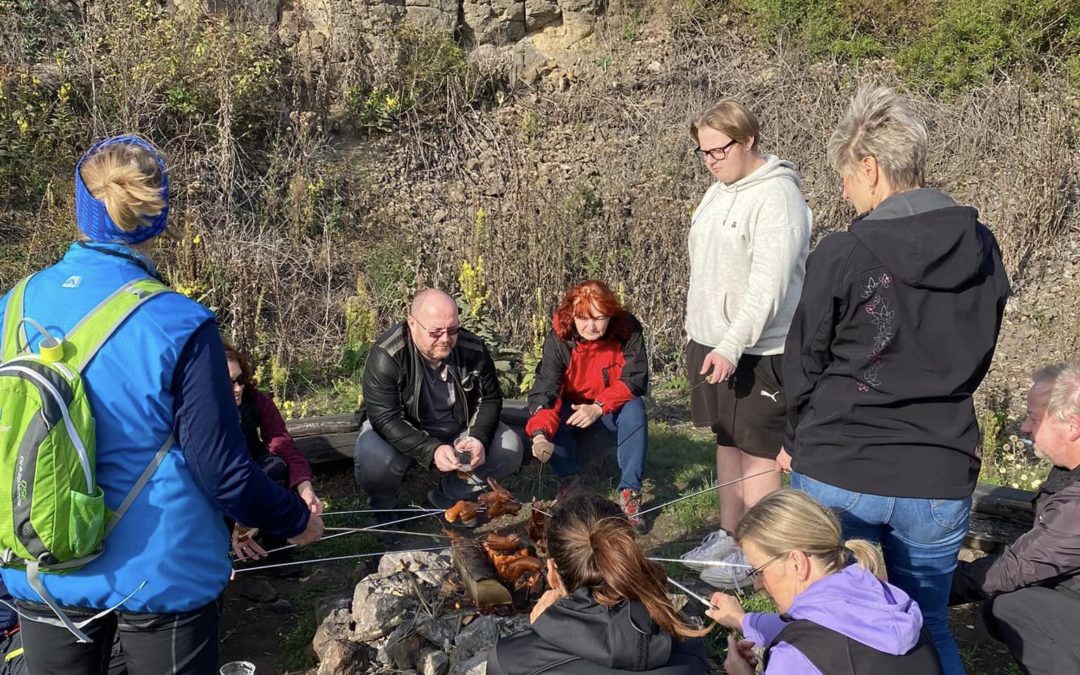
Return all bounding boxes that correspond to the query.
[620,488,645,532]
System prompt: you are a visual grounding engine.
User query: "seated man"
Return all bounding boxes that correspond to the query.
[951,360,1080,675]
[354,288,524,514]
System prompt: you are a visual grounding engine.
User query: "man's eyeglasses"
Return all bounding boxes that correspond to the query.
[411,314,461,340]
[694,138,739,162]
[746,553,785,583]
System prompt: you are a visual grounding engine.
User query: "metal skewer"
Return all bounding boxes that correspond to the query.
[637,469,778,517]
[666,576,714,609]
[649,557,751,568]
[322,507,442,516]
[232,511,440,562]
[234,546,449,574]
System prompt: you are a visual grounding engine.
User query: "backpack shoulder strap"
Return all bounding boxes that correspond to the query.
[63,278,170,373]
[1,276,33,362]
[764,616,854,674]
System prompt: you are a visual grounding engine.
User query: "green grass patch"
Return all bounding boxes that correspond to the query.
[727,0,1080,93]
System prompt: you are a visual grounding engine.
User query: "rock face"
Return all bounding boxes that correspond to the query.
[187,0,603,54]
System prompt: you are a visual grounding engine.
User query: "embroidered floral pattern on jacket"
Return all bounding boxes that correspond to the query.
[859,273,894,389]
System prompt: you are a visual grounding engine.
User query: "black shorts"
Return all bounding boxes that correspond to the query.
[686,340,785,459]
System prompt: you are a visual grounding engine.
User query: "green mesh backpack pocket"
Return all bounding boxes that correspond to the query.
[0,357,101,564]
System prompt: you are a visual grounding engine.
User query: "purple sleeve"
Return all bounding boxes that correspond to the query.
[744,613,823,675]
[172,321,309,538]
[254,392,314,489]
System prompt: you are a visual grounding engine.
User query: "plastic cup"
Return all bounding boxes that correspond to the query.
[220,662,256,675]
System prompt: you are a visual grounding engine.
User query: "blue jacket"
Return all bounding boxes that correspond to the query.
[0,243,308,613]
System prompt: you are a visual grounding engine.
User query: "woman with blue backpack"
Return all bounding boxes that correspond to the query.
[0,135,323,674]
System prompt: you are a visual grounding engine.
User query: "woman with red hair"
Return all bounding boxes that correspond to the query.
[526,280,649,529]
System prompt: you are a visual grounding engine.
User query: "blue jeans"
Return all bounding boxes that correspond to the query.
[550,397,647,491]
[791,472,970,675]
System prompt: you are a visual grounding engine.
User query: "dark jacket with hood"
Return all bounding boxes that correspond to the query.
[362,322,503,468]
[784,189,1009,499]
[952,465,1080,602]
[486,587,708,675]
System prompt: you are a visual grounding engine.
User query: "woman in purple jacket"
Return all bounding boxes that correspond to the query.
[706,490,942,674]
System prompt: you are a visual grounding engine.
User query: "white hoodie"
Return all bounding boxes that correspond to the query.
[685,154,811,363]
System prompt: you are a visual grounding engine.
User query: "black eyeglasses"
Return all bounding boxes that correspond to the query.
[746,553,785,583]
[411,314,461,340]
[694,138,739,162]
[230,374,245,386]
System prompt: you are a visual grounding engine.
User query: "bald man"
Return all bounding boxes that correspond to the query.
[354,289,524,517]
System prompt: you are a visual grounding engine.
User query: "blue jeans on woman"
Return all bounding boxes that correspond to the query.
[791,472,971,675]
[550,397,647,491]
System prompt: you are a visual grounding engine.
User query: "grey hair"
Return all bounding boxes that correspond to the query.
[1033,361,1080,420]
[826,86,928,191]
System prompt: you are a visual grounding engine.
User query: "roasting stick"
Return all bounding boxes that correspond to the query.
[322,507,442,516]
[648,557,751,569]
[232,511,441,562]
[637,469,778,517]
[233,546,449,574]
[666,577,715,609]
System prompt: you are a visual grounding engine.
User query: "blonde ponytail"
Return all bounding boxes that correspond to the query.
[844,539,886,580]
[79,144,165,232]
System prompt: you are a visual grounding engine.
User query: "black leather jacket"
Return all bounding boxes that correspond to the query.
[361,322,503,468]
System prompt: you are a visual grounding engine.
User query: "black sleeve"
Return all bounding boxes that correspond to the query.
[172,321,309,538]
[619,316,649,396]
[783,234,851,453]
[469,342,504,450]
[527,331,569,414]
[362,346,441,468]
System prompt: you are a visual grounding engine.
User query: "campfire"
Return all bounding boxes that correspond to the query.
[312,481,556,673]
[444,479,550,609]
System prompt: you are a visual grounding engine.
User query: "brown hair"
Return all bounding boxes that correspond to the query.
[547,493,711,639]
[690,100,761,151]
[79,142,166,232]
[222,341,257,398]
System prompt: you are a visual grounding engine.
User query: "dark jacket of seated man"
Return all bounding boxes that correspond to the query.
[950,360,1080,675]
[952,466,1080,603]
[362,321,503,468]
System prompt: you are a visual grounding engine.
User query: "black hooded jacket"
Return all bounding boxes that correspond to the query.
[783,189,1010,499]
[486,587,708,675]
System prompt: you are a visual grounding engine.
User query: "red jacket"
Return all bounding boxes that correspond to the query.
[526,315,648,439]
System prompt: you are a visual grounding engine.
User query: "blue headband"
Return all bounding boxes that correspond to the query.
[75,134,170,245]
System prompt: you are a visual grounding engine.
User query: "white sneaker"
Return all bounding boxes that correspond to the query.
[701,547,752,592]
[680,530,739,571]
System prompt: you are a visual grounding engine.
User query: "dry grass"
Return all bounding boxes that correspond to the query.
[1,1,1077,394]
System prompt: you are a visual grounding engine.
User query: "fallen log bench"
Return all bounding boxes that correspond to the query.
[965,483,1035,553]
[285,399,532,468]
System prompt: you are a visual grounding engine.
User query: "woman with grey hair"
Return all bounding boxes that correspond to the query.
[779,86,1010,675]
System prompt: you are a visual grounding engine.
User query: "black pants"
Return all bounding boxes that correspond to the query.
[16,599,219,675]
[982,586,1080,675]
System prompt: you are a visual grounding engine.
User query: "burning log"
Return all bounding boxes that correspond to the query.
[451,540,512,608]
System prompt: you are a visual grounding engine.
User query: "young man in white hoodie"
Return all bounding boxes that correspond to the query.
[685,100,811,574]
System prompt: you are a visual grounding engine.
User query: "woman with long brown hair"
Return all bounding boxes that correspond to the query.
[487,493,709,675]
[526,280,649,528]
